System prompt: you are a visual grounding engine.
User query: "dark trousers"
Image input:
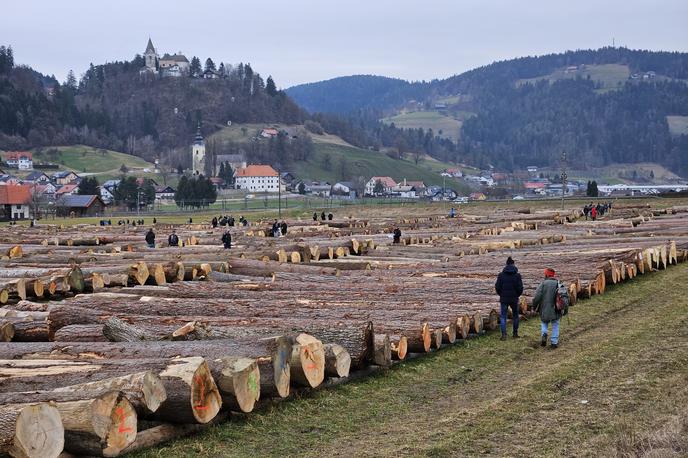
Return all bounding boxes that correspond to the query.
[500,303,519,336]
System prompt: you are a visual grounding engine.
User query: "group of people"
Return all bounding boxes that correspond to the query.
[583,202,612,221]
[313,211,334,221]
[495,257,569,349]
[269,220,288,237]
[117,218,148,226]
[210,215,249,228]
[144,227,232,249]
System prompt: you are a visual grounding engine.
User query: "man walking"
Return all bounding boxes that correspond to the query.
[495,256,524,340]
[145,228,156,248]
[221,230,232,249]
[532,268,562,349]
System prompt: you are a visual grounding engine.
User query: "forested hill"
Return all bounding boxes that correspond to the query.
[286,75,428,114]
[286,48,688,176]
[0,46,305,161]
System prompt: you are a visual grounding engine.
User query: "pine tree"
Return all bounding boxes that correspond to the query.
[266,76,277,96]
[77,176,99,195]
[204,58,216,73]
[66,70,77,90]
[189,57,202,78]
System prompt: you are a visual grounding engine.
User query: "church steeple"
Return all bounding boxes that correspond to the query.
[194,122,204,145]
[191,122,206,175]
[145,38,156,54]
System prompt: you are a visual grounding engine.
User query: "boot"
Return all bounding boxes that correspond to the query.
[500,334,507,341]
[550,343,558,349]
[541,333,548,347]
[512,331,520,339]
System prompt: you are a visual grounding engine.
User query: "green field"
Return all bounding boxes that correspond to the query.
[381,111,463,141]
[31,145,154,174]
[132,261,688,457]
[210,123,471,193]
[667,115,688,136]
[517,64,631,90]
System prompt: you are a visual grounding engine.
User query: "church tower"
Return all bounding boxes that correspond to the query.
[191,124,206,175]
[144,38,158,70]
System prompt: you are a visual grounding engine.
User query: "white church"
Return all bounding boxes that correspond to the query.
[191,125,206,176]
[140,38,190,77]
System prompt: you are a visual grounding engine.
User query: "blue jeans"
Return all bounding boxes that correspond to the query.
[500,303,519,336]
[541,320,560,344]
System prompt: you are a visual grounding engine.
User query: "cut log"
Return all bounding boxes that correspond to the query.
[373,334,392,367]
[390,335,408,360]
[0,319,15,342]
[323,343,351,378]
[55,391,137,457]
[290,334,325,388]
[0,403,64,458]
[212,357,260,413]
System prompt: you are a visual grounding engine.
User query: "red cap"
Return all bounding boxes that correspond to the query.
[544,268,556,278]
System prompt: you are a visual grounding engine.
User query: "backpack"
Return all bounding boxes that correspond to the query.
[555,281,570,315]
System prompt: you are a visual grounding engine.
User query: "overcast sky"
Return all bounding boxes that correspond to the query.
[2,0,687,88]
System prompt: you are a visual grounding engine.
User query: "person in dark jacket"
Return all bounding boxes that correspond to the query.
[211,217,218,228]
[313,212,318,221]
[145,228,156,248]
[221,230,232,249]
[392,228,402,244]
[495,256,524,340]
[532,268,562,348]
[321,211,326,221]
[168,230,179,247]
[280,221,288,236]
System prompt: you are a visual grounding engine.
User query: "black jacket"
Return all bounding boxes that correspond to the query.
[145,231,155,244]
[495,265,524,305]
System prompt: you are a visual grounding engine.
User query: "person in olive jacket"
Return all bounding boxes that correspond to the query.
[495,256,524,340]
[532,268,562,349]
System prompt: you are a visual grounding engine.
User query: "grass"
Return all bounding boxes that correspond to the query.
[132,262,688,457]
[381,111,462,141]
[291,142,471,194]
[517,64,631,90]
[31,145,154,175]
[667,115,688,136]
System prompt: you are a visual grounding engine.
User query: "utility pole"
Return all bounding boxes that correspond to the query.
[278,168,281,218]
[560,151,567,210]
[136,187,141,217]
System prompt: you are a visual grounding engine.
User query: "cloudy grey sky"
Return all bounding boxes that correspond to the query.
[2,0,687,87]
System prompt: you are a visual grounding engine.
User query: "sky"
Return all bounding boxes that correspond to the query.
[2,0,687,88]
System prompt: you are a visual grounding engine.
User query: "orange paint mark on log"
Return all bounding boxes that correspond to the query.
[193,374,209,410]
[115,407,133,433]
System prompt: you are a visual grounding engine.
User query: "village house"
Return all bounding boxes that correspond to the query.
[406,181,426,194]
[470,192,487,201]
[52,171,79,185]
[0,184,32,220]
[55,183,80,198]
[159,52,190,76]
[24,171,50,184]
[32,182,57,199]
[332,181,356,196]
[234,165,281,192]
[391,185,418,198]
[365,176,396,196]
[99,186,115,204]
[3,151,33,170]
[260,128,280,138]
[444,168,463,178]
[0,175,22,185]
[305,181,332,197]
[55,195,105,217]
[154,185,176,201]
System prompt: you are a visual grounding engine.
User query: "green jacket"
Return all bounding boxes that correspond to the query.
[532,278,560,322]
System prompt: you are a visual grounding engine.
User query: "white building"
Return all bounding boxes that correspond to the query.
[234,165,281,192]
[3,151,33,170]
[364,176,397,196]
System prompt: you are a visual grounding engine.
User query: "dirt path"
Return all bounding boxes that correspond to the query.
[134,263,688,458]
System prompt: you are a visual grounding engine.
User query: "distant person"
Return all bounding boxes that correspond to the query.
[221,230,232,249]
[280,221,288,236]
[393,227,402,244]
[495,256,524,340]
[145,228,156,248]
[532,268,567,349]
[168,230,179,247]
[590,205,598,221]
[583,204,590,220]
[327,213,333,221]
[153,217,157,224]
[321,211,326,221]
[188,217,193,224]
[449,207,456,218]
[212,216,218,228]
[272,220,280,237]
[313,212,318,221]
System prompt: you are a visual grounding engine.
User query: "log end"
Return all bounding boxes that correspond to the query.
[190,360,222,424]
[12,403,65,458]
[391,336,408,360]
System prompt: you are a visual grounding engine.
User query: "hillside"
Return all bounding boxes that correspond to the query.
[286,48,688,176]
[31,145,154,174]
[208,123,470,193]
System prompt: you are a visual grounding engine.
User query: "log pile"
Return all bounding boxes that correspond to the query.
[1,201,687,456]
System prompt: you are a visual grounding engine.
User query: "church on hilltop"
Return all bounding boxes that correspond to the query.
[140,38,190,77]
